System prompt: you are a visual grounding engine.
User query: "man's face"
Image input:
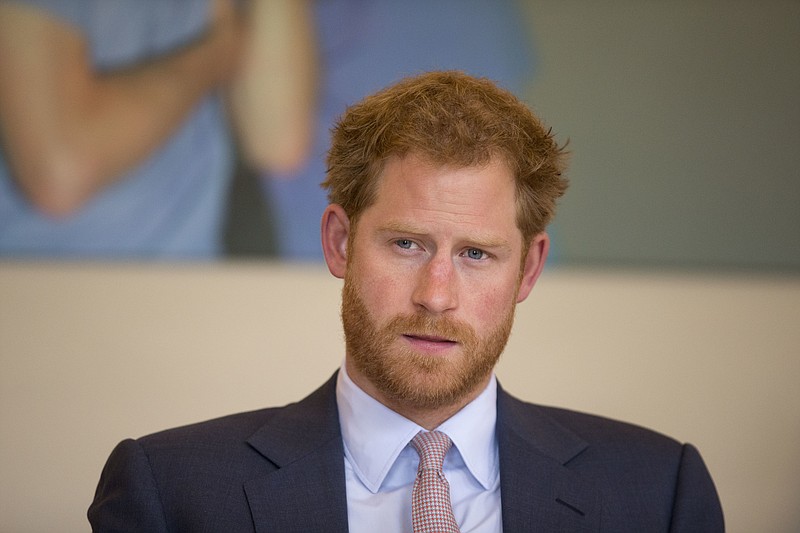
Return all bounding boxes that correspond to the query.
[335,154,544,414]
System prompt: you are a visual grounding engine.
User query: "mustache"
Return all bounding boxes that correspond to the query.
[383,312,477,344]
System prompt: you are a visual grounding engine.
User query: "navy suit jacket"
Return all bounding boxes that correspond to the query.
[89,374,724,532]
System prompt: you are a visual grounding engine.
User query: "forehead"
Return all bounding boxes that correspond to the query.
[362,154,519,237]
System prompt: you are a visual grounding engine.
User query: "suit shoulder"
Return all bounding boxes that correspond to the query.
[540,403,681,450]
[125,375,337,455]
[135,375,339,450]
[136,404,286,450]
[510,399,723,529]
[499,390,684,461]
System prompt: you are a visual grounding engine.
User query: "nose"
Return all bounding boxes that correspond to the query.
[411,254,458,314]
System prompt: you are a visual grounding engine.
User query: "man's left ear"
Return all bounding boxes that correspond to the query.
[516,232,550,303]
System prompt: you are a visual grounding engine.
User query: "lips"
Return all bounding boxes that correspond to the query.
[402,333,458,354]
[404,334,456,344]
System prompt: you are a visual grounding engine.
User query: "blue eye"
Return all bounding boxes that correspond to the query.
[466,248,485,260]
[396,239,414,249]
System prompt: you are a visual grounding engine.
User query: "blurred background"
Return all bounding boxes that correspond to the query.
[2,0,796,270]
[1,1,798,531]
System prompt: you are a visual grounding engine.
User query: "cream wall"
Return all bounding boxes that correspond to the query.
[1,261,798,532]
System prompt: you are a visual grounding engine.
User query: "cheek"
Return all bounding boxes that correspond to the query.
[352,261,411,320]
[463,275,520,330]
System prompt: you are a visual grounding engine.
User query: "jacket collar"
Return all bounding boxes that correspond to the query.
[241,374,601,532]
[497,384,601,531]
[244,374,349,533]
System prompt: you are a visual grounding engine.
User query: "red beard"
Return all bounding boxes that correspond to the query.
[341,272,515,410]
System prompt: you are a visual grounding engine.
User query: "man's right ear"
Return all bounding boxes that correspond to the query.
[321,204,350,279]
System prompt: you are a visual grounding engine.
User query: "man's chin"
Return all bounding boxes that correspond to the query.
[375,360,482,410]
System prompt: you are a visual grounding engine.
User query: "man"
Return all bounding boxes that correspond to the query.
[88,71,724,531]
[260,0,534,260]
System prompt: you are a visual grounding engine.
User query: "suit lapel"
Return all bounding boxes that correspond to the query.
[497,387,602,532]
[244,375,349,533]
[239,376,603,531]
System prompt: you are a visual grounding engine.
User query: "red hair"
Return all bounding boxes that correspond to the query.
[322,71,569,241]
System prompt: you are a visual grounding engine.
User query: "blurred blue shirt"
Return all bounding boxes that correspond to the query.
[265,0,535,260]
[0,0,233,258]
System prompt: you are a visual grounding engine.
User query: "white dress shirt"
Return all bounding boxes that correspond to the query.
[336,365,502,533]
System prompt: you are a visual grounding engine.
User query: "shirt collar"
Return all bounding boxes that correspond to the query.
[336,364,499,493]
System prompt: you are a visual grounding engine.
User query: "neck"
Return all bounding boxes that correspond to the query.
[389,398,477,431]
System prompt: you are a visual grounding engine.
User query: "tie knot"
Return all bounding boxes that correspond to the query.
[410,431,453,471]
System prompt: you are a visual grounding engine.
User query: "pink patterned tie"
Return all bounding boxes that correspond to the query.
[410,431,461,533]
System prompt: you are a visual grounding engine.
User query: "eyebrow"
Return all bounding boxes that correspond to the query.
[377,221,512,250]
